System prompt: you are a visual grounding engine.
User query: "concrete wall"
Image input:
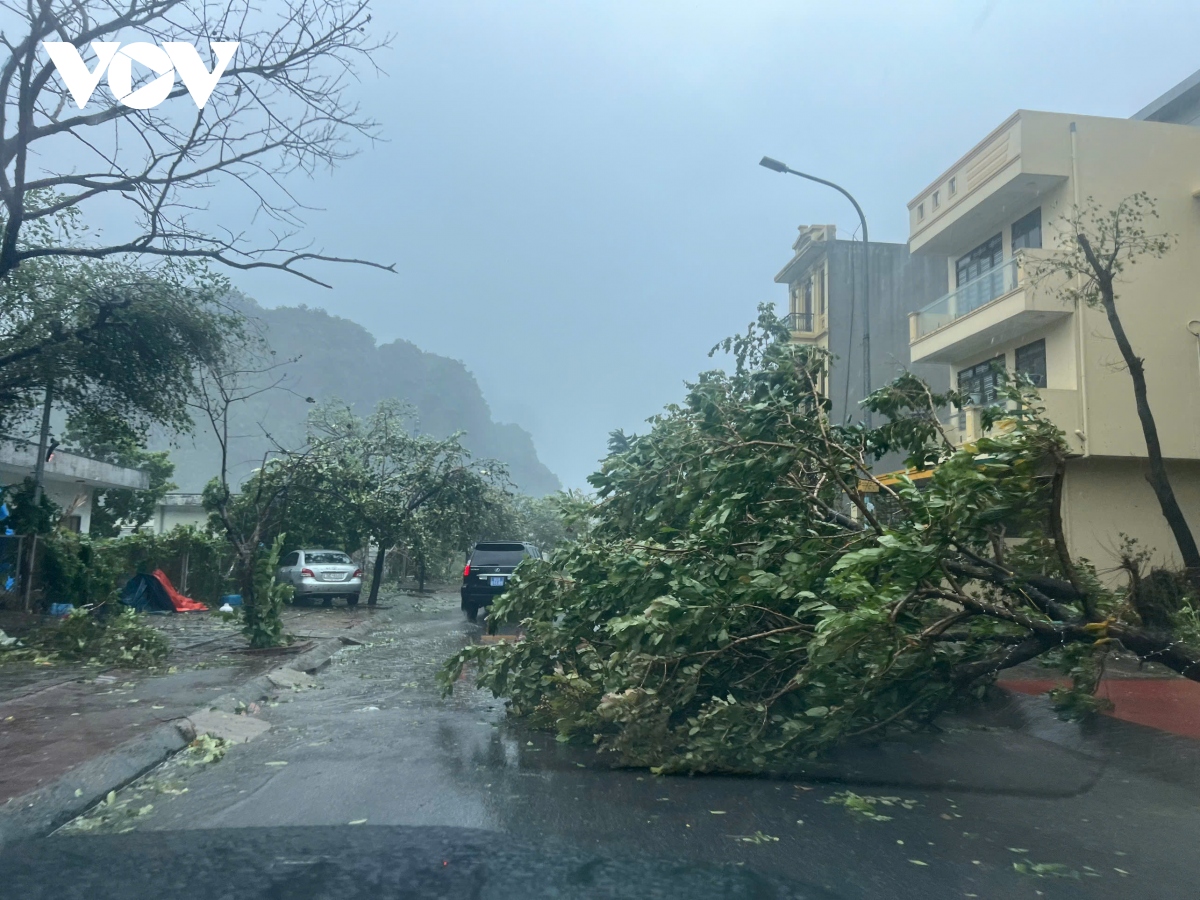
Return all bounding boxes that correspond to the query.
[824,241,949,428]
[41,481,93,533]
[1064,457,1200,574]
[153,505,209,535]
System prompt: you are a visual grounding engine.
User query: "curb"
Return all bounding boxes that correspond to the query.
[0,609,392,848]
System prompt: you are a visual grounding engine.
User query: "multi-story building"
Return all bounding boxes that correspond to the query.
[774,224,948,429]
[905,109,1200,572]
[1133,67,1200,127]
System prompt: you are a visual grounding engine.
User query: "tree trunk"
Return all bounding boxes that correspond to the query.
[368,544,386,606]
[418,554,426,593]
[1090,262,1200,589]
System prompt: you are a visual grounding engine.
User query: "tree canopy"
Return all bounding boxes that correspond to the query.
[442,306,1200,774]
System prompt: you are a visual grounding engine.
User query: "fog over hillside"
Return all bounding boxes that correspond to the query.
[159,296,561,496]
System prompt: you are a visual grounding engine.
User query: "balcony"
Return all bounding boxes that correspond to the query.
[951,389,1082,452]
[908,250,1070,364]
[786,310,827,339]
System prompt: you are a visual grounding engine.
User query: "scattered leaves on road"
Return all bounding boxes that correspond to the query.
[1012,859,1097,879]
[184,735,231,766]
[823,791,918,822]
[735,831,780,845]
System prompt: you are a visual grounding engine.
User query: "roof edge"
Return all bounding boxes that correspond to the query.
[1132,68,1200,122]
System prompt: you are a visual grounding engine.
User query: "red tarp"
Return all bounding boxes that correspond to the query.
[150,569,208,612]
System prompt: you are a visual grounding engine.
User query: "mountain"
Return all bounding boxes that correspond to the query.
[160,298,561,496]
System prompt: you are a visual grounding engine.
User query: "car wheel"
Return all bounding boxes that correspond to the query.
[464,604,478,623]
[347,593,360,607]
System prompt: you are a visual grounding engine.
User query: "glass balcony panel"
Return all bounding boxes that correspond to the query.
[911,257,1020,340]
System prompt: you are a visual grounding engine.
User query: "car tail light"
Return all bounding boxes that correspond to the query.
[300,568,315,578]
[352,569,362,578]
[463,563,471,579]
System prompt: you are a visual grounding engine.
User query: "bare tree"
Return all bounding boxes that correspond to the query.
[189,341,321,645]
[1037,194,1200,590]
[0,1,394,286]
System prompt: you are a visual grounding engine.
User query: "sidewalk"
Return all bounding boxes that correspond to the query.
[999,650,1200,741]
[0,602,388,808]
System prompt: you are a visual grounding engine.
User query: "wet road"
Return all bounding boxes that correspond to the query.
[34,592,1200,899]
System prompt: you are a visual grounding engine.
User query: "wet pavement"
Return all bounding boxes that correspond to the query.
[0,603,380,804]
[36,591,1200,899]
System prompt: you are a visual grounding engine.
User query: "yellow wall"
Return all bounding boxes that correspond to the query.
[1063,457,1200,575]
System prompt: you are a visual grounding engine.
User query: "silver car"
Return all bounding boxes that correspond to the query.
[276,549,363,606]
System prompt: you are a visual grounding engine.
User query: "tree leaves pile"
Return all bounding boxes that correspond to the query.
[442,306,1200,774]
[23,607,169,668]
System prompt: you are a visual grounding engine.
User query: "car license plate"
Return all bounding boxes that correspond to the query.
[321,573,344,582]
[489,576,505,587]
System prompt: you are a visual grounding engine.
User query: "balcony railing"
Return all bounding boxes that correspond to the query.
[911,257,1021,340]
[785,310,826,335]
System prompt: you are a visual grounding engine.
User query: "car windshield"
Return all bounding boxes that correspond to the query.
[305,552,351,565]
[11,6,1200,898]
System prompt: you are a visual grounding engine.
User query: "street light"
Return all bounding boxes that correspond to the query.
[759,156,872,424]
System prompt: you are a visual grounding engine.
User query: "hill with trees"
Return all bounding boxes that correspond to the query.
[159,296,560,497]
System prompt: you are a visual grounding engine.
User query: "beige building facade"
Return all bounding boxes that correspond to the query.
[905,109,1200,574]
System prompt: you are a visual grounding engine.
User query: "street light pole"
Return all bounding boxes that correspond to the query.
[759,156,871,425]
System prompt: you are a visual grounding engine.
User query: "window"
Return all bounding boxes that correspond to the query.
[957,355,1006,407]
[948,176,957,196]
[955,233,1005,315]
[1015,339,1047,388]
[63,515,82,533]
[917,203,925,220]
[956,234,1003,287]
[1011,207,1042,251]
[306,551,352,565]
[932,190,940,210]
[281,552,300,567]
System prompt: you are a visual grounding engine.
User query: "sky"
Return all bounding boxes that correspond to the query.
[221,0,1200,489]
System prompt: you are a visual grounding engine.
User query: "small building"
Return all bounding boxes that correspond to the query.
[773,225,948,469]
[0,436,149,533]
[905,109,1200,572]
[150,493,210,534]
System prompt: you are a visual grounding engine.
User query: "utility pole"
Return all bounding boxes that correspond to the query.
[33,378,54,504]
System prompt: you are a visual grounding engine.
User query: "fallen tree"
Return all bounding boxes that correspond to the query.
[441,306,1200,773]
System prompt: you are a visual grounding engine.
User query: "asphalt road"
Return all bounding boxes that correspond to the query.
[9,592,1200,899]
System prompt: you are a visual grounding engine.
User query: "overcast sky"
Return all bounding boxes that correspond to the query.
[226,0,1200,489]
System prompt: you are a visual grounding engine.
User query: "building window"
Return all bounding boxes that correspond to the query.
[948,176,957,196]
[63,515,82,533]
[932,190,940,210]
[958,356,1006,408]
[1015,339,1047,388]
[917,203,925,220]
[956,234,1003,287]
[1012,207,1042,251]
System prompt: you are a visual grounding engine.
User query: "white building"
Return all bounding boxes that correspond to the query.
[0,436,149,533]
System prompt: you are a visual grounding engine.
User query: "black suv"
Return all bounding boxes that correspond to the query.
[460,541,541,622]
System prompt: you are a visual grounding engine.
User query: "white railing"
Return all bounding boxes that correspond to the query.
[911,257,1020,340]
